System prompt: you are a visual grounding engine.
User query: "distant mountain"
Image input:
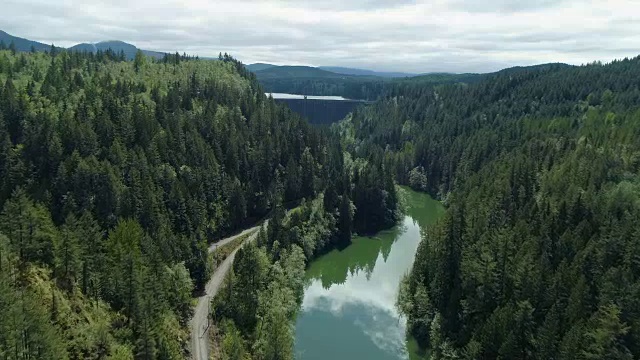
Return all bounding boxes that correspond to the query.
[1,30,166,60]
[68,43,98,53]
[246,63,277,72]
[70,40,165,59]
[319,66,416,78]
[0,30,51,52]
[248,64,415,78]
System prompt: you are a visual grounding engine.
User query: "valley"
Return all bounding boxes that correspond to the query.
[1,11,640,360]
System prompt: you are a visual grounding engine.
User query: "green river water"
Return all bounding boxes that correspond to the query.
[294,187,445,359]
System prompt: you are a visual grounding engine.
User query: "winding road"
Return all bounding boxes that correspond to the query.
[189,224,264,360]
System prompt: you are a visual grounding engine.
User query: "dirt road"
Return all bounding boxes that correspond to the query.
[189,224,263,360]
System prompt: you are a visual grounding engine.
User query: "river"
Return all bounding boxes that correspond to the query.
[294,187,445,359]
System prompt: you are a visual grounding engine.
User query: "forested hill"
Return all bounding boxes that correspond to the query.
[251,63,488,101]
[252,65,386,101]
[0,30,51,52]
[318,66,416,78]
[337,56,640,359]
[0,48,397,359]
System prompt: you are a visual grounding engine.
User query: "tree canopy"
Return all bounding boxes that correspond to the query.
[340,56,640,359]
[0,44,397,359]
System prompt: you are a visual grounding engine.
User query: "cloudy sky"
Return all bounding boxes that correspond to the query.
[2,0,640,73]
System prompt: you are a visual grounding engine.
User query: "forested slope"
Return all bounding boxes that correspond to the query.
[253,64,483,101]
[0,47,391,359]
[208,115,399,360]
[337,57,640,359]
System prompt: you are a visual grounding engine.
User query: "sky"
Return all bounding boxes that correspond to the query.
[1,0,640,73]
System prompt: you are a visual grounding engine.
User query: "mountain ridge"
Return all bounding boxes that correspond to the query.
[69,40,166,59]
[0,29,51,52]
[0,29,166,60]
[246,63,416,78]
[318,66,416,78]
[253,65,374,79]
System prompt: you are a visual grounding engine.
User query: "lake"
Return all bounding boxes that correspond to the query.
[265,93,369,126]
[294,187,445,359]
[267,93,352,101]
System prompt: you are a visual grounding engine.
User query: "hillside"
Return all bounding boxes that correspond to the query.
[246,62,277,72]
[249,64,416,78]
[252,62,582,101]
[247,63,412,78]
[0,47,394,359]
[398,72,482,84]
[0,49,330,359]
[337,55,640,359]
[71,40,166,59]
[1,29,166,59]
[67,42,98,53]
[319,66,416,78]
[252,65,383,100]
[107,40,166,59]
[254,65,362,79]
[0,29,51,52]
[253,66,487,100]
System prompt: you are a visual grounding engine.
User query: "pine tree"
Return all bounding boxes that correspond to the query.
[54,214,82,292]
[134,50,145,73]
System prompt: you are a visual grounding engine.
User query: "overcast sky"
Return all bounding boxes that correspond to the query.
[2,0,640,73]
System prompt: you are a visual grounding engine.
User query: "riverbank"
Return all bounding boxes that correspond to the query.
[294,187,444,359]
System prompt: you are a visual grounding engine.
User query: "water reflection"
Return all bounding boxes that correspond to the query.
[295,188,444,360]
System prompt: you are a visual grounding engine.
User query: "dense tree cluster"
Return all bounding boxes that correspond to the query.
[256,71,483,102]
[270,98,365,126]
[0,45,398,359]
[0,49,316,358]
[341,56,640,359]
[211,136,399,359]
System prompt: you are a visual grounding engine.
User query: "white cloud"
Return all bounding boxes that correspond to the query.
[1,0,640,72]
[298,217,422,356]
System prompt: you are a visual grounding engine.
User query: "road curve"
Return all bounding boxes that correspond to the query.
[189,224,263,360]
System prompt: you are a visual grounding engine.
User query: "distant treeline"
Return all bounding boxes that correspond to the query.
[273,98,368,126]
[0,48,398,359]
[256,68,484,101]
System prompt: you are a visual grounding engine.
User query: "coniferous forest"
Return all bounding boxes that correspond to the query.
[3,36,640,360]
[0,48,396,359]
[338,58,640,359]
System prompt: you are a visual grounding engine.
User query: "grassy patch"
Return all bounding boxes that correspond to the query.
[208,232,253,272]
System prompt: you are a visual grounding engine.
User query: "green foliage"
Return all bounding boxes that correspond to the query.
[1,187,57,266]
[165,262,194,325]
[254,65,481,101]
[582,304,632,360]
[0,277,68,359]
[212,189,388,360]
[344,56,640,358]
[133,50,145,73]
[0,48,392,359]
[220,320,248,360]
[408,166,428,192]
[351,159,399,234]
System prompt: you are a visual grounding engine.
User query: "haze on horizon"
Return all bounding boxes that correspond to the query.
[1,0,639,74]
